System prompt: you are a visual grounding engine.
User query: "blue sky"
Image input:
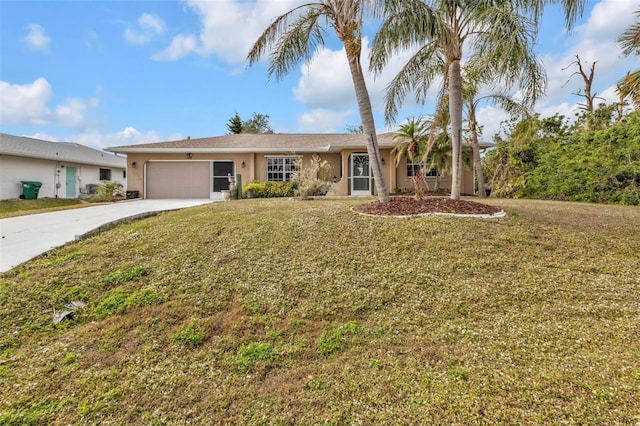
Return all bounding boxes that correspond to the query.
[1,0,637,150]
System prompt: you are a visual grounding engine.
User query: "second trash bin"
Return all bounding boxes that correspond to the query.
[20,181,43,200]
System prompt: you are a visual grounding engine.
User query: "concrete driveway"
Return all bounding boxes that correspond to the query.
[0,199,215,273]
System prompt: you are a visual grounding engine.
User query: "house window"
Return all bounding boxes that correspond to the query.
[99,168,111,181]
[407,159,437,178]
[267,157,299,181]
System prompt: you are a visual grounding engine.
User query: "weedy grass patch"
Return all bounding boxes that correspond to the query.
[0,198,639,424]
[0,198,88,218]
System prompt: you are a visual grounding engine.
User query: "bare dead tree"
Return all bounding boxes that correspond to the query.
[562,55,605,130]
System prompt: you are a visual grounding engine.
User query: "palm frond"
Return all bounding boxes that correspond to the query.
[618,7,640,56]
[617,70,640,108]
[383,44,445,123]
[370,0,446,75]
[247,3,326,81]
[268,7,327,81]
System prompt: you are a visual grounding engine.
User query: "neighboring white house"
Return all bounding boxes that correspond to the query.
[0,133,127,200]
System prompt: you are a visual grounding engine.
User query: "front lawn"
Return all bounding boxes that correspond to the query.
[1,198,638,424]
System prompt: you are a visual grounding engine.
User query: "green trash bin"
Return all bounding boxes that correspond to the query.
[20,181,43,200]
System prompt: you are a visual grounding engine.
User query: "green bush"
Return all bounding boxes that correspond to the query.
[485,110,640,205]
[90,181,124,201]
[242,181,297,198]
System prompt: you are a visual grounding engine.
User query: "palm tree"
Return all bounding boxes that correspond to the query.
[462,70,532,197]
[247,0,390,202]
[391,116,428,166]
[370,0,584,200]
[617,8,640,108]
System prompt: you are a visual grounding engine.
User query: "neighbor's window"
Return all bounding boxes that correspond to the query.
[267,157,299,181]
[99,168,111,180]
[406,158,437,178]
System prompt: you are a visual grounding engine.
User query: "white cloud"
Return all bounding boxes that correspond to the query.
[73,127,167,150]
[23,24,50,53]
[0,78,53,125]
[124,13,166,45]
[297,108,355,133]
[0,78,99,128]
[153,0,307,62]
[152,34,198,61]
[292,38,426,130]
[27,128,183,151]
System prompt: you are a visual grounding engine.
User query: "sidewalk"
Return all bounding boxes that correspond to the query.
[0,199,214,272]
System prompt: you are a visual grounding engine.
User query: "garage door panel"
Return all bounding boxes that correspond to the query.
[147,161,210,199]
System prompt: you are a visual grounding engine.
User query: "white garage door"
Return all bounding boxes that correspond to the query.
[146,161,210,199]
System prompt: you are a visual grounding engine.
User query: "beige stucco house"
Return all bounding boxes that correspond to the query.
[106,133,481,199]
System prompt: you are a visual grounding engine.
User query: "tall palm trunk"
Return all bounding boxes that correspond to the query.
[448,59,463,200]
[346,51,390,202]
[468,107,486,197]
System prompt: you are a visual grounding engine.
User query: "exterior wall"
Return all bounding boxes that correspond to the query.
[0,154,126,200]
[126,148,487,199]
[127,150,477,198]
[0,155,57,199]
[126,152,254,199]
[125,152,351,198]
[392,154,476,195]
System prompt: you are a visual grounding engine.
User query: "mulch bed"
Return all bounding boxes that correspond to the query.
[353,196,503,216]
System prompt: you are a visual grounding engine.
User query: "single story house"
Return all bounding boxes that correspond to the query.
[0,133,127,200]
[106,133,488,199]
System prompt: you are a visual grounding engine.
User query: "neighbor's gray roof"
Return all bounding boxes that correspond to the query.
[106,132,495,154]
[0,133,126,168]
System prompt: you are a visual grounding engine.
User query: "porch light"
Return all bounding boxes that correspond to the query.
[242,161,246,168]
[132,162,137,168]
[381,158,385,165]
[187,153,193,159]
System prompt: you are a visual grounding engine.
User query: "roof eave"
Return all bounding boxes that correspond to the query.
[1,151,125,168]
[106,147,334,154]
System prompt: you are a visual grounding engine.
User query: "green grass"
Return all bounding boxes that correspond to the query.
[0,198,89,218]
[1,198,639,424]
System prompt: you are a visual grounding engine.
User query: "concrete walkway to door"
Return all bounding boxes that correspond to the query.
[0,199,214,273]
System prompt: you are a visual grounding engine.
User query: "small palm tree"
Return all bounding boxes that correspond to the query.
[247,0,389,202]
[392,116,429,166]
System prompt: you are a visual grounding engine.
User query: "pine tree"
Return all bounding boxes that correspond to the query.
[227,112,243,134]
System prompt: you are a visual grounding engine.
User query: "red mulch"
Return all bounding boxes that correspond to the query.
[353,196,502,216]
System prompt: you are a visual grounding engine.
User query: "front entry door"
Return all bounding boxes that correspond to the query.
[65,167,77,198]
[212,161,234,192]
[350,154,371,196]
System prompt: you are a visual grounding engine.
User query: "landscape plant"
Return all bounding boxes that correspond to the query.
[292,155,333,199]
[241,181,297,198]
[485,109,640,204]
[91,181,124,202]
